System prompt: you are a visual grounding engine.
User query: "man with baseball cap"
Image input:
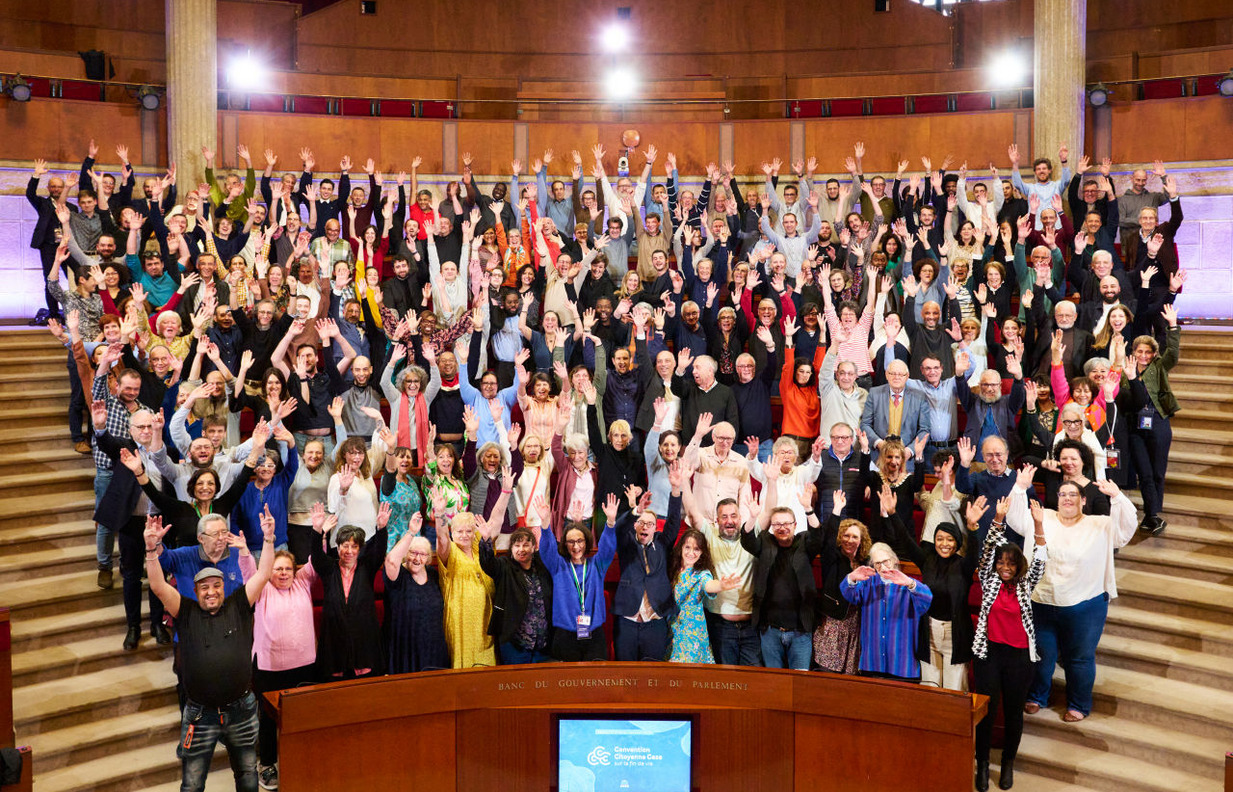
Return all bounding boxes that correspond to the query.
[144,507,276,792]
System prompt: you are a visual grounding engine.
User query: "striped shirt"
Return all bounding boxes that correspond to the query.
[842,574,933,679]
[823,299,875,376]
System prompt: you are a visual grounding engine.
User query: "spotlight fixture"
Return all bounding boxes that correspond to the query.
[987,51,1028,89]
[226,52,268,91]
[601,23,629,53]
[137,85,161,111]
[1218,71,1233,98]
[6,74,32,102]
[1088,83,1109,107]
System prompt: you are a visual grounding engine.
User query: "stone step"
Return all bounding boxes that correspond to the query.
[0,447,94,478]
[0,519,96,558]
[0,492,95,531]
[13,633,173,687]
[0,543,99,584]
[0,468,96,498]
[1080,664,1233,743]
[984,766,1120,792]
[0,371,73,395]
[0,568,122,620]
[32,741,228,792]
[1095,633,1233,693]
[0,386,70,409]
[1012,731,1221,792]
[1116,543,1233,585]
[1105,605,1233,660]
[0,352,68,375]
[1165,449,1233,477]
[10,604,131,653]
[1114,568,1233,621]
[0,425,80,455]
[0,337,65,353]
[1023,705,1228,779]
[13,659,178,736]
[1168,426,1233,459]
[0,403,77,429]
[1128,521,1233,558]
[25,705,182,772]
[1157,470,1233,499]
[1139,491,1233,532]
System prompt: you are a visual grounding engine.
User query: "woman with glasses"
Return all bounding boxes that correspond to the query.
[840,540,933,681]
[1050,403,1107,481]
[1003,464,1136,723]
[384,513,449,673]
[538,494,622,661]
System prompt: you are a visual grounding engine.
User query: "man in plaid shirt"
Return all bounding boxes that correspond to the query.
[91,343,155,589]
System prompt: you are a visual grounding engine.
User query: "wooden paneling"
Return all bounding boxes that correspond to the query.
[1111,96,1233,163]
[272,664,984,792]
[0,100,153,165]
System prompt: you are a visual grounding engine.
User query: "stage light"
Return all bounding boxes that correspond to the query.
[987,51,1027,89]
[1218,71,1233,97]
[6,75,31,102]
[1088,83,1109,107]
[226,52,268,91]
[604,68,637,101]
[601,23,629,52]
[138,85,161,110]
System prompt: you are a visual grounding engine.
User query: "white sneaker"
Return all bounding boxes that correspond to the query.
[258,764,279,790]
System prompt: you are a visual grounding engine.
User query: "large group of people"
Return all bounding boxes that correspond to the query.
[30,136,1186,792]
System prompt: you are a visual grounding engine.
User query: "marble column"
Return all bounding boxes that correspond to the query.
[1033,0,1086,165]
[166,0,217,182]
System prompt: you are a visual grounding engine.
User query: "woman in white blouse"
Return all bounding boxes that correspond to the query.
[1003,464,1137,722]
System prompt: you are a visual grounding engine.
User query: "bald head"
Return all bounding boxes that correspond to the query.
[1098,275,1121,303]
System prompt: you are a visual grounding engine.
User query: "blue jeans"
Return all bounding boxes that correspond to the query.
[178,691,260,792]
[1028,594,1108,716]
[707,613,762,666]
[760,627,812,670]
[94,468,115,570]
[499,641,554,665]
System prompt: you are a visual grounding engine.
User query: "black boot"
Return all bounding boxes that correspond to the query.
[123,625,140,651]
[151,622,171,645]
[998,755,1015,789]
[975,758,989,792]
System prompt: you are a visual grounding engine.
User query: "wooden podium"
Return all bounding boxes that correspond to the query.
[268,663,986,791]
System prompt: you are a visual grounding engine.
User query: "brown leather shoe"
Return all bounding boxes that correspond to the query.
[74,441,93,454]
[97,568,114,589]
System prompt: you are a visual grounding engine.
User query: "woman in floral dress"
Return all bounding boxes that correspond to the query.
[667,528,741,664]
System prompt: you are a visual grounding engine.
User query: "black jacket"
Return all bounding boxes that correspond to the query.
[740,521,826,632]
[613,493,682,621]
[479,539,554,647]
[891,515,978,666]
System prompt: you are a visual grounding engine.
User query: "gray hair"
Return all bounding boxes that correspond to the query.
[1083,357,1111,375]
[197,513,228,536]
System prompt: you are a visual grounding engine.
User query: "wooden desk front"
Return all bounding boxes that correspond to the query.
[270,663,987,791]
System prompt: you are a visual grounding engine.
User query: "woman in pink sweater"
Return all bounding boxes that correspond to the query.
[252,511,323,787]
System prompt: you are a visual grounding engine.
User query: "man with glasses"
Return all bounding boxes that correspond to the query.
[955,435,1035,548]
[860,360,928,470]
[152,513,257,602]
[819,352,868,447]
[685,420,755,528]
[956,352,1026,464]
[741,480,826,670]
[731,353,774,462]
[906,356,960,472]
[814,423,867,519]
[613,485,683,662]
[91,405,171,649]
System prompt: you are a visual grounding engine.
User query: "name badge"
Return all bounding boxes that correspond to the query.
[1138,415,1153,430]
[576,614,592,639]
[1106,448,1120,469]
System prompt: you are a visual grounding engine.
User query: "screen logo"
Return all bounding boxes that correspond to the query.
[587,746,611,766]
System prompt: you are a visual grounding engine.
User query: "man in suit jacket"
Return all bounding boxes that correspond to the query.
[860,360,929,468]
[1116,176,1182,290]
[613,489,682,661]
[176,253,231,327]
[91,404,171,649]
[26,162,76,321]
[1029,291,1093,380]
[634,332,678,438]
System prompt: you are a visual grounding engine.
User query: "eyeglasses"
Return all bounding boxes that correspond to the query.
[1062,419,1083,426]
[200,531,228,540]
[635,519,657,528]
[565,538,588,546]
[830,435,853,442]
[713,435,735,442]
[770,521,796,529]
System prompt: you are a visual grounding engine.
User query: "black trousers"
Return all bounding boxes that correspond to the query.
[66,351,88,443]
[39,243,62,317]
[613,617,668,661]
[551,624,609,662]
[1128,409,1171,519]
[117,524,165,630]
[252,663,316,766]
[974,641,1034,763]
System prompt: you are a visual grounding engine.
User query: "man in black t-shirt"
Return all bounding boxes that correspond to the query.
[144,509,276,792]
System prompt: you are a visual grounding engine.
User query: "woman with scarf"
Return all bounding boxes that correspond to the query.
[380,344,440,468]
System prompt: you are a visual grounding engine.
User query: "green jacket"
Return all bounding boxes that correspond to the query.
[206,166,256,224]
[1136,326,1180,418]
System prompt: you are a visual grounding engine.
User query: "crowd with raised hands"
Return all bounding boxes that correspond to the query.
[31,135,1186,791]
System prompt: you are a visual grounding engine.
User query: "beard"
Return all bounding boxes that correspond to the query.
[978,390,1002,405]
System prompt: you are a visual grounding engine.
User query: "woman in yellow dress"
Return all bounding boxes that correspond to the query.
[432,468,514,669]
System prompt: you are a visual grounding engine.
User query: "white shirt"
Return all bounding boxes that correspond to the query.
[747,458,823,534]
[1005,486,1137,606]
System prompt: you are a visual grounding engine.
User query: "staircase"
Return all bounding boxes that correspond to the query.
[1000,325,1233,792]
[0,327,228,792]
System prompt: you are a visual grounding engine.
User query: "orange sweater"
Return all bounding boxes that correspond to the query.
[781,346,824,439]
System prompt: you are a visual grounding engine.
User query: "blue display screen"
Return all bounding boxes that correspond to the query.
[557,717,692,792]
